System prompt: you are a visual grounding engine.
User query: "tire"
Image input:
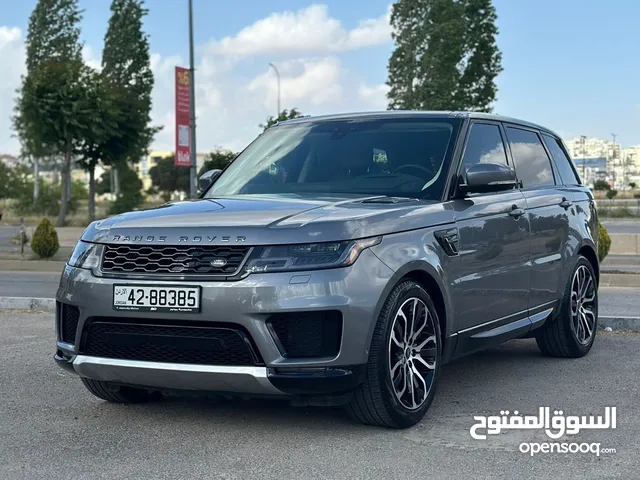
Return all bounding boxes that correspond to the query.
[81,378,161,403]
[346,280,442,428]
[535,255,598,358]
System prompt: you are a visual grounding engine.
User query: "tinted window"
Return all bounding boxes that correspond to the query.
[207,118,461,200]
[504,127,555,188]
[542,134,581,185]
[461,123,508,171]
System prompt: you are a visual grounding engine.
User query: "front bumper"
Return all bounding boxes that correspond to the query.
[54,352,366,398]
[54,249,392,397]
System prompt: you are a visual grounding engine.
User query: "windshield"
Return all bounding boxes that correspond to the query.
[206,117,461,200]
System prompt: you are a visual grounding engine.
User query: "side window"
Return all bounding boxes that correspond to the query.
[542,134,581,185]
[462,123,508,172]
[504,127,555,188]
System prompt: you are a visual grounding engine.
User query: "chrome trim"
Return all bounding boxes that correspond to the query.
[457,300,558,335]
[72,356,286,395]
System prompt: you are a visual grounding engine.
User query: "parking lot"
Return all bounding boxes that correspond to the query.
[1,311,638,480]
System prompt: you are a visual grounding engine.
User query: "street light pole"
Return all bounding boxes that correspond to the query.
[269,62,281,116]
[580,135,586,181]
[188,0,197,198]
[611,133,617,188]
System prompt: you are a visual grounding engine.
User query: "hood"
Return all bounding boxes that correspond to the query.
[81,194,454,245]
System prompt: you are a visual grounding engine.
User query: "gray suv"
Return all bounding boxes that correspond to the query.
[55,111,599,428]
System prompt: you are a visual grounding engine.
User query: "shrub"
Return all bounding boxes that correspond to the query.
[31,217,60,259]
[593,180,611,191]
[10,231,29,246]
[597,220,611,262]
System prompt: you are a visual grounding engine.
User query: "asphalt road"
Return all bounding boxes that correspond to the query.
[600,219,640,234]
[0,312,637,479]
[0,226,19,246]
[0,271,62,298]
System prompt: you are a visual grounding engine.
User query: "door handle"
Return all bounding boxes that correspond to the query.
[508,205,525,218]
[559,197,573,209]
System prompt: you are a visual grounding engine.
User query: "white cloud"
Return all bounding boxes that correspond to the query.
[358,83,390,110]
[82,45,101,71]
[248,57,343,109]
[0,26,25,155]
[0,4,392,156]
[212,4,391,57]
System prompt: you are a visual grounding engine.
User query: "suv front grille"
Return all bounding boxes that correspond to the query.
[81,319,262,366]
[101,244,250,276]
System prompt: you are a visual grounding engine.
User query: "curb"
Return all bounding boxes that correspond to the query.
[0,260,67,273]
[599,273,640,288]
[0,297,56,313]
[598,316,640,332]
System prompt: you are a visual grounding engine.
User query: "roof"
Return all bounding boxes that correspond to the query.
[276,110,562,139]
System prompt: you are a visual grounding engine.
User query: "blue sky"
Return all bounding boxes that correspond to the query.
[1,0,639,155]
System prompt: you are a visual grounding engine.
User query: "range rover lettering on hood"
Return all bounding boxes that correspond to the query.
[110,235,247,243]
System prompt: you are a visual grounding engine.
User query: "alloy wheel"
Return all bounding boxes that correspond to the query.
[388,297,438,411]
[570,265,597,345]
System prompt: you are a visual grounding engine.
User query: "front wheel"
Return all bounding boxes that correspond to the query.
[535,255,598,358]
[346,280,442,428]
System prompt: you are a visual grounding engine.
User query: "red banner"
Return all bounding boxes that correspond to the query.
[175,66,191,166]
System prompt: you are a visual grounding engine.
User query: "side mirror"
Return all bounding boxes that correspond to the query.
[198,169,222,192]
[459,162,517,194]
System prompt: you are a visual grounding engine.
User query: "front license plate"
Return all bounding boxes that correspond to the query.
[113,285,201,313]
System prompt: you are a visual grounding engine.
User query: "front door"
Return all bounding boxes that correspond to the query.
[449,122,532,341]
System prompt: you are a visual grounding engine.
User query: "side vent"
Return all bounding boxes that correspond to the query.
[434,228,460,256]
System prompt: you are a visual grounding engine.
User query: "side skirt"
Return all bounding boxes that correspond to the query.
[450,301,556,360]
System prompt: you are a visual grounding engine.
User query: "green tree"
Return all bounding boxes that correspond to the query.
[75,71,123,222]
[97,162,144,215]
[629,182,637,190]
[259,108,304,131]
[606,189,618,201]
[455,0,503,111]
[593,179,611,191]
[101,0,159,185]
[0,163,31,200]
[148,156,191,201]
[14,0,87,227]
[386,0,502,112]
[199,149,237,175]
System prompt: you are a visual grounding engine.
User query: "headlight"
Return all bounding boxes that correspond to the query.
[68,241,102,269]
[244,236,382,274]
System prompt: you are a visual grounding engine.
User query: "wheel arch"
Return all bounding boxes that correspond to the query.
[577,243,599,285]
[370,261,452,357]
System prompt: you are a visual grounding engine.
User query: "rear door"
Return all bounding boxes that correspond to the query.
[450,121,531,337]
[503,126,570,320]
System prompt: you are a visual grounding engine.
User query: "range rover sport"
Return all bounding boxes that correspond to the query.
[55,111,599,428]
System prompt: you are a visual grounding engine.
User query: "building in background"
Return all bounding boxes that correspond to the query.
[564,136,639,189]
[0,154,18,167]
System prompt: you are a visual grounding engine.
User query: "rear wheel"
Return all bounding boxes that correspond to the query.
[346,280,442,428]
[535,255,598,358]
[81,378,161,403]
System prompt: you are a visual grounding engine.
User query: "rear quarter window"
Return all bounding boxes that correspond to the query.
[542,134,581,186]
